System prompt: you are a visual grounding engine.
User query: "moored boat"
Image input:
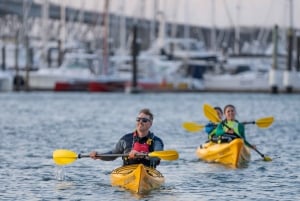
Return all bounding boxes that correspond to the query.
[196,138,251,168]
[110,164,164,194]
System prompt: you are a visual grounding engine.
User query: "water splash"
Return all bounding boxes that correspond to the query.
[54,166,66,181]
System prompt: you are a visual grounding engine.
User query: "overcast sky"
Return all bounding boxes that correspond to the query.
[36,0,300,29]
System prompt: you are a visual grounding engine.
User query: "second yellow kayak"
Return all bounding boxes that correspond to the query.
[196,138,251,168]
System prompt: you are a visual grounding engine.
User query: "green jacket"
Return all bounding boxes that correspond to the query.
[215,120,251,147]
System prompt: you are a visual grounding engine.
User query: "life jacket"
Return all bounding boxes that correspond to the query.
[223,120,240,135]
[132,131,153,153]
[205,122,217,140]
[216,120,241,144]
[123,131,155,167]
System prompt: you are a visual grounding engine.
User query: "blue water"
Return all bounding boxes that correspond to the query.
[1,92,299,201]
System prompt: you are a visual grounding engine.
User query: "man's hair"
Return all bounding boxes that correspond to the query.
[139,108,154,120]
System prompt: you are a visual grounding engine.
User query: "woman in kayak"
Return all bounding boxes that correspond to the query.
[215,104,253,147]
[89,108,164,168]
[204,106,223,141]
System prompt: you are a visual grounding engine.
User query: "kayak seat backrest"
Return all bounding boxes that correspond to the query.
[211,133,240,143]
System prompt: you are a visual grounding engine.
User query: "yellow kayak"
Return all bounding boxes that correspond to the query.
[196,138,251,168]
[110,164,164,194]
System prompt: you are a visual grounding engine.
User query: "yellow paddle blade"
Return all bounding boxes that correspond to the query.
[182,122,204,132]
[148,150,179,161]
[203,104,221,123]
[256,116,274,128]
[263,155,272,161]
[53,149,78,166]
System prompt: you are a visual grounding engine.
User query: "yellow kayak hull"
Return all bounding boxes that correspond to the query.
[110,164,164,194]
[196,138,251,168]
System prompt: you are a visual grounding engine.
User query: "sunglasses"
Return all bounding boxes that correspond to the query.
[136,117,151,123]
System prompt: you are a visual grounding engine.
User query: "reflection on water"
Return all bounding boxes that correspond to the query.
[55,181,75,191]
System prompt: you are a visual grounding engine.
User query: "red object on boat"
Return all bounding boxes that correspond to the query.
[88,81,125,92]
[54,81,89,91]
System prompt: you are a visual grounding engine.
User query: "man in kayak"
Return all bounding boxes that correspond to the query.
[89,108,164,168]
[215,104,253,147]
[204,106,223,141]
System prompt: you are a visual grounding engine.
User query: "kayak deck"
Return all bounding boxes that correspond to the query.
[110,164,164,194]
[196,138,251,168]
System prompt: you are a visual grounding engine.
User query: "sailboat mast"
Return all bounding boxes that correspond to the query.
[102,0,109,75]
[119,0,126,54]
[41,0,49,67]
[184,1,190,39]
[150,0,158,43]
[234,0,241,54]
[211,0,217,51]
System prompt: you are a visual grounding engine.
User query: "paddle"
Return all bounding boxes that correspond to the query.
[203,104,222,124]
[53,149,179,166]
[182,116,274,133]
[182,122,205,132]
[242,116,274,128]
[203,103,272,161]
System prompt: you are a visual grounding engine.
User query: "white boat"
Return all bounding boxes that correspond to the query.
[203,70,270,92]
[110,54,176,90]
[203,55,273,92]
[203,50,300,93]
[110,53,206,91]
[28,52,100,90]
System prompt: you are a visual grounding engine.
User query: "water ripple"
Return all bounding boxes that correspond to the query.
[1,92,299,200]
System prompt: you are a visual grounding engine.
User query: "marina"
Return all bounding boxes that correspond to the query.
[2,1,300,200]
[0,0,300,93]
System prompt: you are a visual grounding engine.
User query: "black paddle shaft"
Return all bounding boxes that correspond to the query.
[222,122,268,160]
[242,121,255,125]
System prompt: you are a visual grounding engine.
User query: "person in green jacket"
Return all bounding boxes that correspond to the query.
[215,104,253,148]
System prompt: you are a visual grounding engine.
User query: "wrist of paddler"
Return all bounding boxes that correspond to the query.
[89,151,98,160]
[129,150,138,159]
